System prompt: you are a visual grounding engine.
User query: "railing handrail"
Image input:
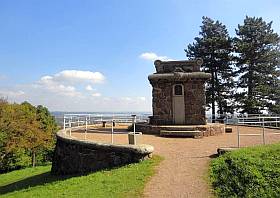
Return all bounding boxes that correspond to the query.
[63,114,148,145]
[235,115,280,148]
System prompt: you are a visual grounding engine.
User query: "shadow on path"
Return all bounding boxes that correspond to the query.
[0,171,80,195]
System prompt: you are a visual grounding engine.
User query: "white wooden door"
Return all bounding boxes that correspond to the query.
[173,84,185,124]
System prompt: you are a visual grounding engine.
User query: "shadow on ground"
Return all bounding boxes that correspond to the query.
[0,171,81,195]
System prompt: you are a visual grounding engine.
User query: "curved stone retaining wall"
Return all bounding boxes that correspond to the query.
[51,129,154,175]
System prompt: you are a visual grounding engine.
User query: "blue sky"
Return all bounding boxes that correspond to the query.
[0,0,280,112]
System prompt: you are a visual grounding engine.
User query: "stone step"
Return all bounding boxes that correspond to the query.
[160,130,202,138]
[159,126,197,131]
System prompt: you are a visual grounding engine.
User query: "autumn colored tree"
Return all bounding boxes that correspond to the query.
[0,101,58,172]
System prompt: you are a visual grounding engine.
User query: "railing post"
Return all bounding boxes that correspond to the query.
[262,117,265,145]
[85,116,88,131]
[226,115,228,125]
[237,119,240,148]
[69,118,72,136]
[111,119,114,144]
[132,115,136,145]
[63,116,66,130]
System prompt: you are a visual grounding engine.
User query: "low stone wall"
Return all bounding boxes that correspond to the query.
[135,123,225,137]
[51,129,154,175]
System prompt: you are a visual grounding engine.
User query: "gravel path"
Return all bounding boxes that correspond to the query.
[72,125,280,198]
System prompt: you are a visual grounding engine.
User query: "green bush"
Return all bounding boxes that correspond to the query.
[210,143,280,197]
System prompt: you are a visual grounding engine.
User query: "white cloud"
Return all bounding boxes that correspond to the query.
[85,85,94,91]
[33,69,105,98]
[91,92,101,97]
[0,69,151,112]
[38,75,81,97]
[0,90,25,97]
[121,97,132,101]
[119,96,147,104]
[139,52,174,61]
[137,97,146,101]
[52,70,105,84]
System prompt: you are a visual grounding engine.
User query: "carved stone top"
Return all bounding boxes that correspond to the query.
[148,72,211,83]
[154,58,203,73]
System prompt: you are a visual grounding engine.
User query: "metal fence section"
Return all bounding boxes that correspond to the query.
[236,116,280,147]
[206,113,280,125]
[60,112,280,147]
[63,113,150,144]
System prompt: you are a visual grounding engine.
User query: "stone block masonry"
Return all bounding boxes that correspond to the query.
[148,59,211,125]
[51,129,154,175]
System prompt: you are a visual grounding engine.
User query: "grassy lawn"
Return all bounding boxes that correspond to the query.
[0,156,162,198]
[210,143,280,197]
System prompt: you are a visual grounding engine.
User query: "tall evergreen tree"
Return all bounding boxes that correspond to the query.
[185,16,234,121]
[234,16,280,114]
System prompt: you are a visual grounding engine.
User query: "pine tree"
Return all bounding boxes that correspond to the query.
[234,16,280,114]
[185,16,235,121]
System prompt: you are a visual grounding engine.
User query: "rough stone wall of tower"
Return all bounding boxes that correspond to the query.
[148,59,211,125]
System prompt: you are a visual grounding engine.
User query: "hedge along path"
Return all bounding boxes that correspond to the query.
[72,126,280,198]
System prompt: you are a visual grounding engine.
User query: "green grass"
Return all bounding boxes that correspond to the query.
[210,143,280,198]
[0,156,163,198]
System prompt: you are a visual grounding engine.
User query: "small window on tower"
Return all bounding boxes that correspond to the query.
[174,85,183,96]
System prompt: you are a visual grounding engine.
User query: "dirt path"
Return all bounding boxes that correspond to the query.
[72,126,280,198]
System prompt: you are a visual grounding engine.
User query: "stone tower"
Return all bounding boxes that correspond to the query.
[148,59,211,125]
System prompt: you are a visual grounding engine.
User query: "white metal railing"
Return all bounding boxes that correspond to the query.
[63,113,149,145]
[236,116,280,147]
[206,113,280,125]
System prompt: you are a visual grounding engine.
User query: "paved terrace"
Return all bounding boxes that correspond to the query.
[71,125,280,198]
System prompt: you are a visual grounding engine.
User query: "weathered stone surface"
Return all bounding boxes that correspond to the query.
[154,59,203,73]
[51,129,154,175]
[148,59,211,125]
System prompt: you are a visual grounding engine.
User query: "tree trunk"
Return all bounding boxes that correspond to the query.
[247,63,253,114]
[214,70,224,116]
[32,151,36,167]
[211,69,215,123]
[211,48,216,123]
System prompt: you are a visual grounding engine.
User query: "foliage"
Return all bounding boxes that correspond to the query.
[0,99,58,173]
[186,16,235,119]
[234,16,280,114]
[186,16,280,115]
[210,143,280,197]
[0,155,163,198]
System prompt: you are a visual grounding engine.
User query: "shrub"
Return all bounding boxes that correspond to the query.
[210,143,280,197]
